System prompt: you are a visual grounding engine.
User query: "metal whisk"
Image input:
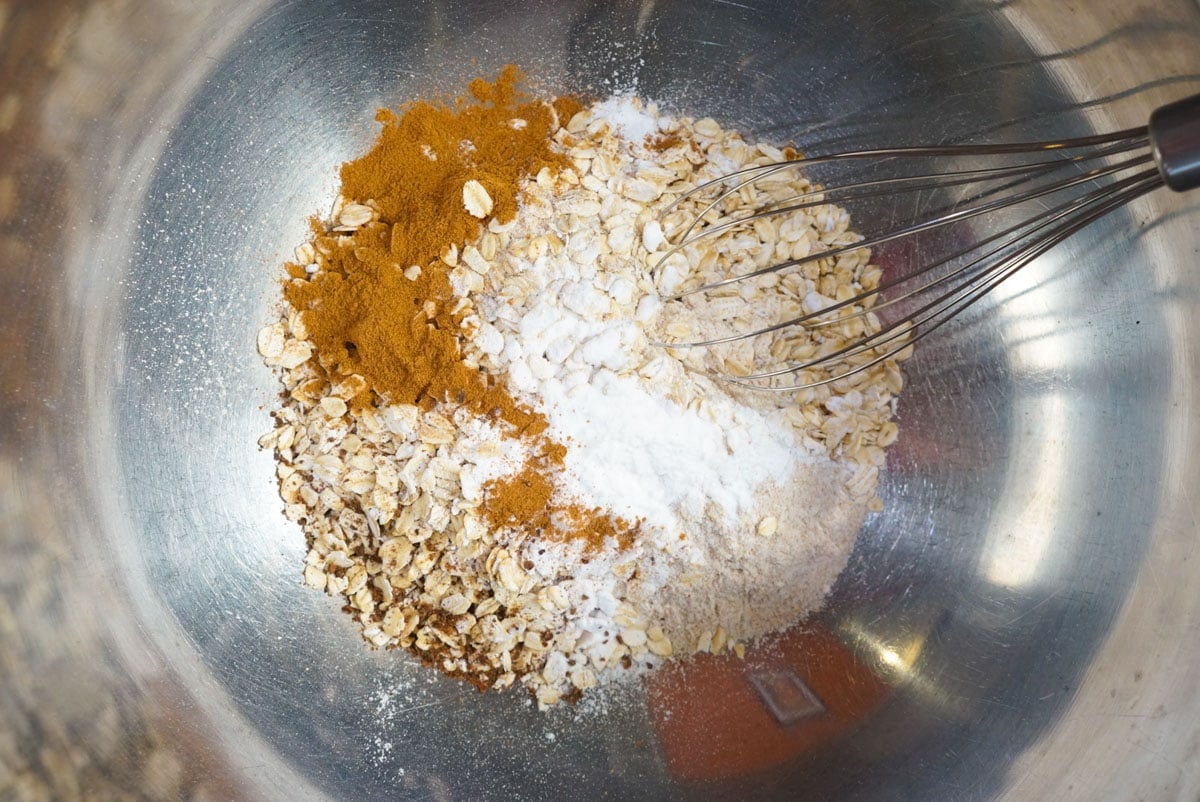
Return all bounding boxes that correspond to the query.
[653,93,1200,391]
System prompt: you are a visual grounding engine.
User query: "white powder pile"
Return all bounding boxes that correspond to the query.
[459,96,892,667]
[589,94,661,142]
[545,371,796,528]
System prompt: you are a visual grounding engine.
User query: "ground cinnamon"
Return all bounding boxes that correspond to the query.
[283,65,632,551]
[482,454,640,552]
[648,132,683,152]
[284,66,576,433]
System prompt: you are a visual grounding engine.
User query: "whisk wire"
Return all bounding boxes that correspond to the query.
[784,165,1163,334]
[650,166,1158,353]
[663,128,1149,230]
[662,149,1155,304]
[726,168,1163,391]
[652,93,1200,391]
[665,133,1151,250]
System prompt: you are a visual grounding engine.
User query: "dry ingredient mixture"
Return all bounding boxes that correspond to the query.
[257,67,905,708]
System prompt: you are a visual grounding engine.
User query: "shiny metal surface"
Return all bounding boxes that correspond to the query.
[1151,92,1200,190]
[2,1,1199,799]
[656,116,1185,390]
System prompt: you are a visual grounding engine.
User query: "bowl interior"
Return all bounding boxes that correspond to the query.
[27,0,1198,799]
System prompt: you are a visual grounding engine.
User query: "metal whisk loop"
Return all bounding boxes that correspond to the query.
[661,128,1150,254]
[651,93,1200,391]
[660,143,1153,303]
[728,170,1164,391]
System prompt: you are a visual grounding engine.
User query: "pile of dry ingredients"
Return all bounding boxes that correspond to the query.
[257,67,905,709]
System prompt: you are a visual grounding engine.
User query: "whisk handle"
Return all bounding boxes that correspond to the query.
[1150,93,1200,192]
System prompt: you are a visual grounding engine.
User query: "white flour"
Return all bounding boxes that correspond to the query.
[632,466,862,649]
[464,96,881,660]
[590,95,661,142]
[544,370,798,528]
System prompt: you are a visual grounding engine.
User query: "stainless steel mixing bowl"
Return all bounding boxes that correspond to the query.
[3,1,1200,799]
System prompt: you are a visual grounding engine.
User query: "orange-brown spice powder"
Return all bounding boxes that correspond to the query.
[282,66,632,552]
[482,457,641,552]
[648,131,684,152]
[284,65,580,432]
